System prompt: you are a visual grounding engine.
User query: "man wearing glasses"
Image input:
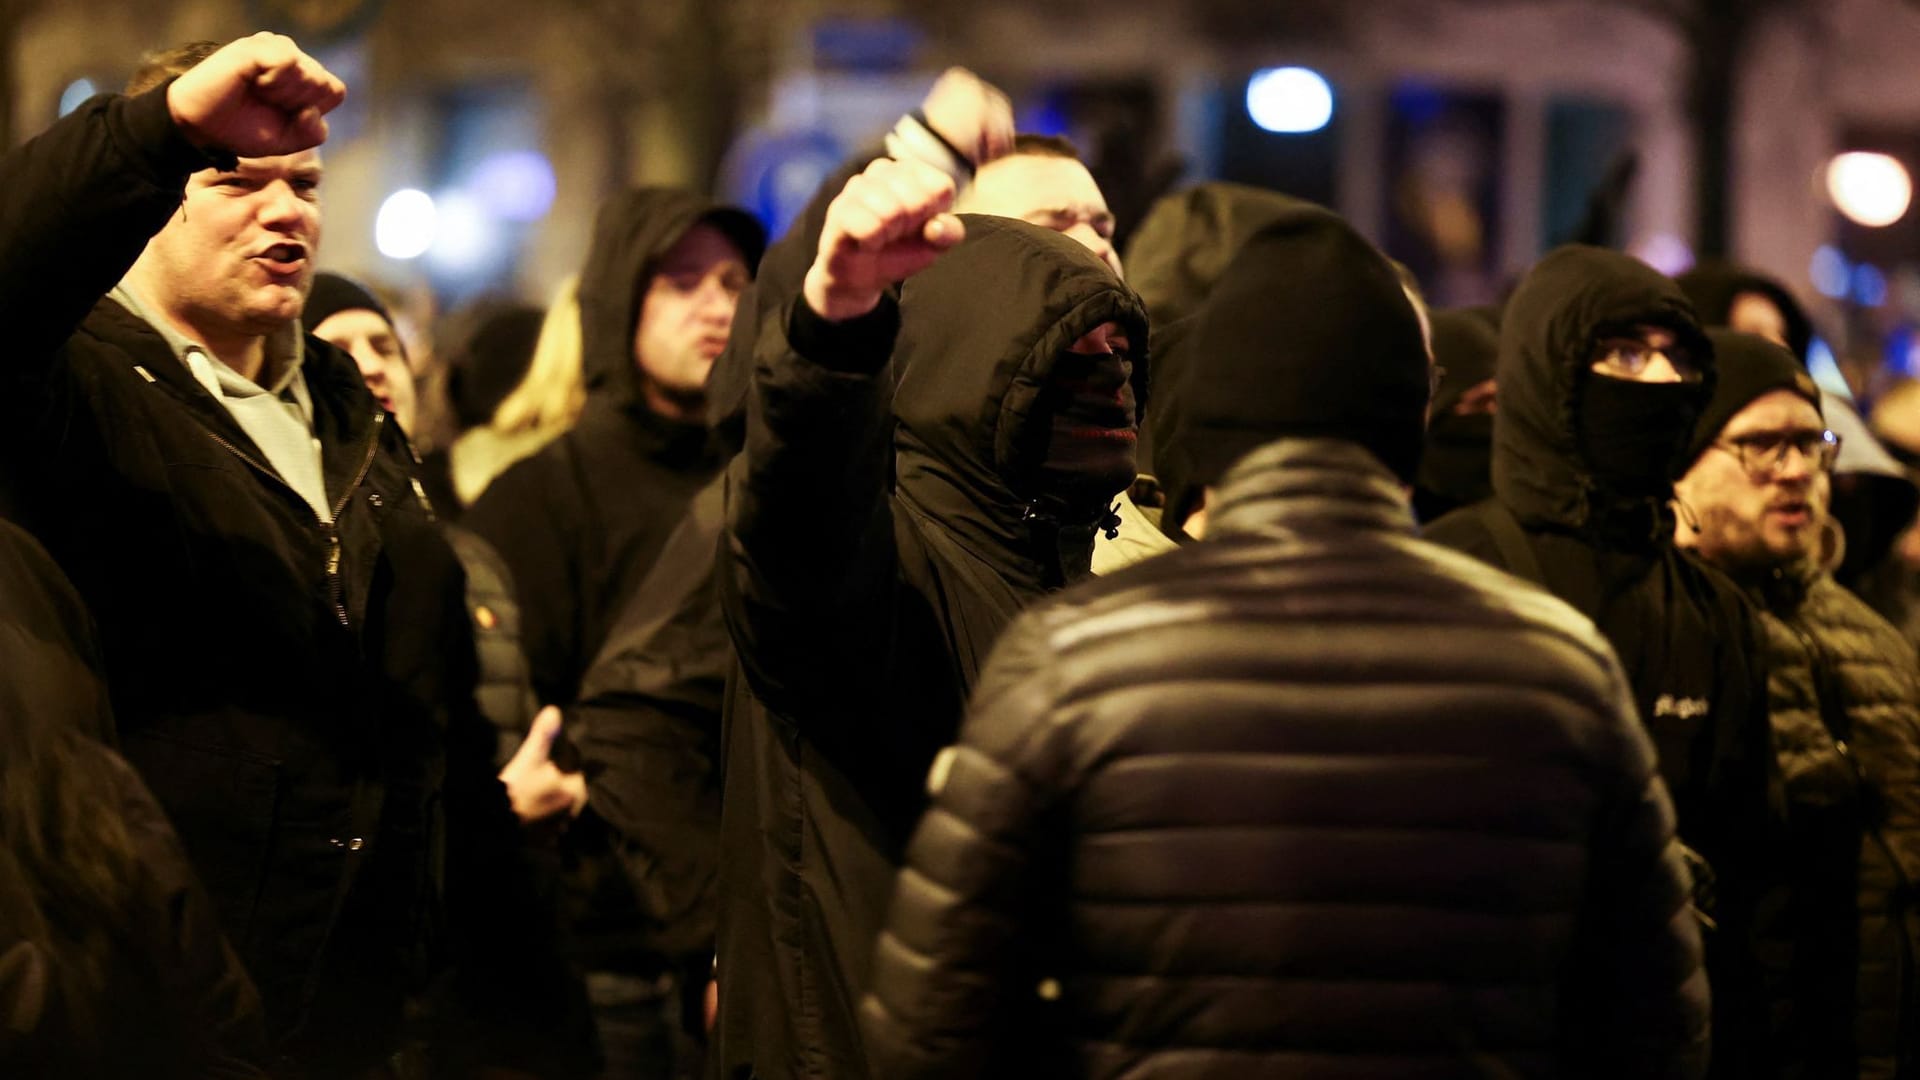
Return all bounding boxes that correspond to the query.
[1424,245,1776,1077]
[1674,330,1920,1079]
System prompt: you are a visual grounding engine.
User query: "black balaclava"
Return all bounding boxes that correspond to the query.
[1033,341,1139,517]
[1415,308,1500,520]
[1577,368,1704,499]
[1491,245,1713,540]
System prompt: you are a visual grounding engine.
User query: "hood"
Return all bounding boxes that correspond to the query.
[576,186,766,413]
[892,214,1149,586]
[1677,260,1814,364]
[1124,184,1336,510]
[1493,245,1714,534]
[1416,307,1502,519]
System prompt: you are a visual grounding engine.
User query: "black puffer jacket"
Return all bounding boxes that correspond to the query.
[713,216,1148,1080]
[0,88,575,1076]
[466,187,763,709]
[1424,245,1776,1077]
[861,439,1710,1080]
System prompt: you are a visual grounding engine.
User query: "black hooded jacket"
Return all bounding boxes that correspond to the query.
[1424,245,1777,1077]
[1414,307,1501,522]
[713,215,1148,1080]
[465,187,763,708]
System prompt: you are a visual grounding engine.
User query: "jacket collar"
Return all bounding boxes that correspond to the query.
[1206,437,1417,541]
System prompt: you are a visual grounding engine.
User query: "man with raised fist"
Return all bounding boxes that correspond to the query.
[711,153,1149,1078]
[0,35,571,1076]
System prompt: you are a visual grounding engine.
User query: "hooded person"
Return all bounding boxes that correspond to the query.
[1119,182,1325,543]
[1679,261,1920,588]
[859,210,1709,1080]
[465,187,766,710]
[1673,331,1920,1078]
[1424,245,1777,1077]
[1413,306,1501,522]
[1119,185,1351,546]
[712,157,1148,1080]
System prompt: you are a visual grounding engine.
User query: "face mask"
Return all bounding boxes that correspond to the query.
[1033,349,1138,514]
[1576,375,1700,499]
[1419,413,1494,505]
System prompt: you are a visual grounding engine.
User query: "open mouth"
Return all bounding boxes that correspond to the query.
[256,241,309,276]
[1768,501,1812,525]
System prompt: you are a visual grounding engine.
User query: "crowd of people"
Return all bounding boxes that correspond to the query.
[3,29,1919,1080]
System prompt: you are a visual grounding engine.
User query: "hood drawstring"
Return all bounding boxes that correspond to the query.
[1101,502,1122,540]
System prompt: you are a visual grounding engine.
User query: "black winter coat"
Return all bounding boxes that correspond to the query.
[1423,245,1776,1077]
[861,439,1711,1080]
[713,216,1148,1080]
[466,187,750,709]
[556,148,879,976]
[0,88,570,1074]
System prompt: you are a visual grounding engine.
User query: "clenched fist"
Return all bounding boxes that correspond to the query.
[166,32,347,159]
[802,157,965,323]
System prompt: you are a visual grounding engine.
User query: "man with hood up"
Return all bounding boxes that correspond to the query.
[1424,245,1776,1077]
[1413,306,1501,523]
[713,156,1148,1079]
[462,189,764,1076]
[466,187,766,710]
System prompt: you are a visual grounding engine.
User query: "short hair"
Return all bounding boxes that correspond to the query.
[1011,133,1082,161]
[126,40,223,96]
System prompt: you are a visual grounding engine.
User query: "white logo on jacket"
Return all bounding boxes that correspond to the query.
[1653,694,1710,720]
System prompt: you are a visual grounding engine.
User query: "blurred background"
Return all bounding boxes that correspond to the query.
[12,0,1920,398]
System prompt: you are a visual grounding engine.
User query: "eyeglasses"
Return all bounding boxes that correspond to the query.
[1590,334,1703,383]
[1712,429,1842,477]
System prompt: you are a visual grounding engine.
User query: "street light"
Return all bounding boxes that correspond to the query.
[1826,152,1912,227]
[1246,67,1334,135]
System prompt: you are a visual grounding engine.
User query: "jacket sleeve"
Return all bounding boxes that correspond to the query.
[464,455,586,707]
[721,294,902,718]
[565,478,728,958]
[859,611,1067,1080]
[0,85,211,377]
[1561,652,1712,1080]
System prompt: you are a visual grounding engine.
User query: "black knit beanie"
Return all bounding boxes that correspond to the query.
[1686,328,1822,465]
[304,272,392,332]
[1179,208,1431,491]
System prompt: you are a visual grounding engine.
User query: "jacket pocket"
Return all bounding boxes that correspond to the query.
[118,731,280,952]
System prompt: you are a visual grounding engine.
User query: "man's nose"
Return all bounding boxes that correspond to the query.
[259,182,312,228]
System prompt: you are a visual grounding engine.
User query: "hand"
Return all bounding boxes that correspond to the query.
[498,707,587,825]
[802,157,964,322]
[166,32,346,157]
[920,67,1014,167]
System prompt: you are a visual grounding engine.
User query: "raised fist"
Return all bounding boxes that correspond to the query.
[166,32,347,158]
[919,67,1014,168]
[802,157,965,323]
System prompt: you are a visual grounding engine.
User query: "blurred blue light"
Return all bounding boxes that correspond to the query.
[58,78,97,117]
[1807,336,1854,399]
[1247,67,1333,135]
[1811,245,1852,300]
[470,150,556,223]
[1854,262,1889,307]
[1887,326,1920,379]
[1391,82,1446,127]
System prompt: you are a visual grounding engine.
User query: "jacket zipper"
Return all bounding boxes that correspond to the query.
[199,411,386,627]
